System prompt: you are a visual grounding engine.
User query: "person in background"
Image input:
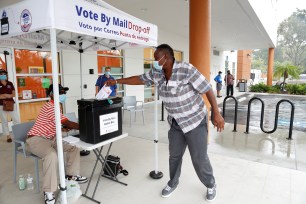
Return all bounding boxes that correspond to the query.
[95,66,117,97]
[0,69,20,142]
[26,84,88,204]
[105,44,224,202]
[214,71,223,98]
[224,70,235,96]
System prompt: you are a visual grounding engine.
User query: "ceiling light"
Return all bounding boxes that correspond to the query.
[69,40,76,45]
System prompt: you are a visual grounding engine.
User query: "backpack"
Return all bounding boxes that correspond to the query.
[103,155,128,177]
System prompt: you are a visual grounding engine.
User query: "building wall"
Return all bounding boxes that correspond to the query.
[237,50,252,82]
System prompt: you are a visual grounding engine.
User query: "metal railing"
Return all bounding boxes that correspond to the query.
[222,96,238,132]
[245,97,295,140]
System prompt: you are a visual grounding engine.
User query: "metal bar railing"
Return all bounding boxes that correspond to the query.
[245,97,295,140]
[222,96,238,132]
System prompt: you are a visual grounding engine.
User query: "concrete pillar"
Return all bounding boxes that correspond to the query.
[190,0,211,103]
[190,0,211,138]
[237,50,252,81]
[267,48,274,86]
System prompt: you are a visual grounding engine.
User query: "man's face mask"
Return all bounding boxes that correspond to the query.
[105,71,111,76]
[59,94,67,103]
[153,55,166,71]
[0,75,7,80]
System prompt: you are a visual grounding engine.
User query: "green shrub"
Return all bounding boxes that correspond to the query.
[268,85,281,94]
[285,84,306,95]
[250,83,306,95]
[249,83,270,92]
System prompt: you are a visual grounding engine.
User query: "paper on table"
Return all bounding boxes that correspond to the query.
[96,84,112,100]
[63,136,80,144]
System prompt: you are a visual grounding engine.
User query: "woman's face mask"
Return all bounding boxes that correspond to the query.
[59,94,66,103]
[153,55,166,71]
[0,75,7,80]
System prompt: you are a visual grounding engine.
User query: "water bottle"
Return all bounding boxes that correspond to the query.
[26,174,34,190]
[18,174,26,190]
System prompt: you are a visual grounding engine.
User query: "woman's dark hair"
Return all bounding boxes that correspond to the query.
[156,44,175,60]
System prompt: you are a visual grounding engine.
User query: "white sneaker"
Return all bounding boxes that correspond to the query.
[65,175,88,184]
[44,192,55,204]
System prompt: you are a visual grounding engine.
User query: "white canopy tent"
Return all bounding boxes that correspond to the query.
[0,0,158,203]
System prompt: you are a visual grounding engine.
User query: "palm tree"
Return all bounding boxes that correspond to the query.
[273,61,300,90]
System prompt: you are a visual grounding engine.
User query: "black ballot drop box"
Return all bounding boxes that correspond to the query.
[77,98,123,144]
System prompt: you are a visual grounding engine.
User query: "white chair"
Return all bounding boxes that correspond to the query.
[12,121,40,193]
[123,96,145,127]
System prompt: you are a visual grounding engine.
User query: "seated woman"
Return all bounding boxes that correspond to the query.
[26,84,88,204]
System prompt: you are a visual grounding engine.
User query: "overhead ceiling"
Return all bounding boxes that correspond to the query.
[103,0,276,51]
[0,0,277,51]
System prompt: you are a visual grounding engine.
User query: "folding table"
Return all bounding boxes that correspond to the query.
[63,133,128,204]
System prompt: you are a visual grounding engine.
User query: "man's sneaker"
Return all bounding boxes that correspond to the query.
[65,175,88,184]
[161,184,178,198]
[80,150,90,156]
[206,184,217,201]
[44,192,55,204]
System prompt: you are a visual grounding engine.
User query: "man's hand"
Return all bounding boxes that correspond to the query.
[205,89,225,132]
[105,80,116,86]
[212,111,225,132]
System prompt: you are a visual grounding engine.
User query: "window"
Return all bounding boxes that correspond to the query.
[174,50,183,62]
[14,49,61,122]
[97,50,124,97]
[0,53,7,70]
[232,62,236,76]
[143,48,155,103]
[15,49,60,101]
[143,48,183,103]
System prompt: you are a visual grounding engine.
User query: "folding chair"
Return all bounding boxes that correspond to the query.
[12,121,40,193]
[123,96,145,127]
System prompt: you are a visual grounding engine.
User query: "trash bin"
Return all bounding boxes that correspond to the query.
[239,79,247,92]
[77,98,123,144]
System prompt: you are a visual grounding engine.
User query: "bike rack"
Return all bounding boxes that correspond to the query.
[222,96,238,132]
[245,97,295,140]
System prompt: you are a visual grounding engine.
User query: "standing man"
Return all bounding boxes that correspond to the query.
[106,44,224,201]
[224,70,235,96]
[214,71,223,98]
[95,67,117,97]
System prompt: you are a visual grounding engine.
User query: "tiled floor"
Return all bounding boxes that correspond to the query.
[0,88,306,204]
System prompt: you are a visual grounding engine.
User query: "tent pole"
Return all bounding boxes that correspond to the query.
[79,43,83,98]
[149,86,163,179]
[50,28,67,204]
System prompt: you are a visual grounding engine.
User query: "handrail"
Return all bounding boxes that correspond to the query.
[245,97,295,140]
[222,96,238,132]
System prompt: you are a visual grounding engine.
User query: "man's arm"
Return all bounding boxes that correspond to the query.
[95,86,99,95]
[205,89,225,132]
[105,76,144,86]
[62,120,79,130]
